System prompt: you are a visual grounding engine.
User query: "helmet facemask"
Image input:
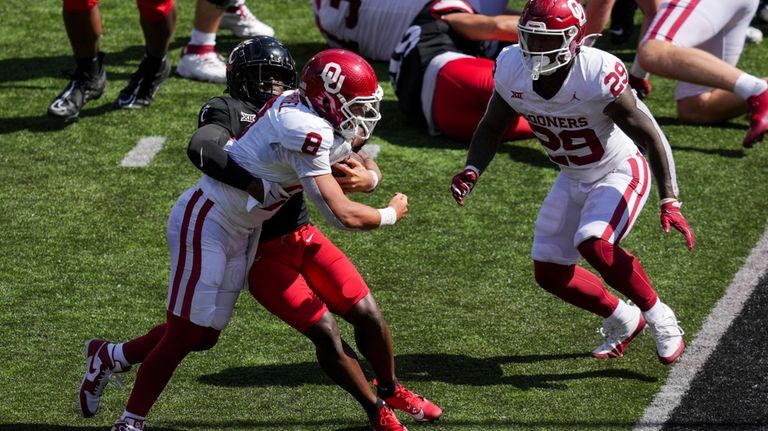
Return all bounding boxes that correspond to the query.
[519,24,581,80]
[337,85,383,141]
[239,64,296,105]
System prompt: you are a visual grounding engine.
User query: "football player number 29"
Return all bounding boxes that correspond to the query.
[531,125,605,166]
[302,132,323,155]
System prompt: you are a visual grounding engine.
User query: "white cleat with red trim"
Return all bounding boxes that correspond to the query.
[644,302,686,365]
[78,339,130,418]
[592,302,647,359]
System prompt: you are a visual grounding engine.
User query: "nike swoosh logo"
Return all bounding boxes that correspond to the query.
[305,233,315,243]
[85,353,102,382]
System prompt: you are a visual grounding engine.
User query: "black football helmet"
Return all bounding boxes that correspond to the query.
[226,36,297,106]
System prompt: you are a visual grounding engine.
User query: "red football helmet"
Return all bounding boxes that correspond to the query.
[518,0,587,79]
[299,49,383,140]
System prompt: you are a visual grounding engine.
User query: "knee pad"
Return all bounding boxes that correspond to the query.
[63,0,100,14]
[137,0,174,22]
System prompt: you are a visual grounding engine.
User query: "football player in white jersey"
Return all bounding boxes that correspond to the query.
[82,48,408,431]
[311,0,514,62]
[452,0,694,365]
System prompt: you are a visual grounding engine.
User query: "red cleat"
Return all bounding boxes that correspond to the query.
[374,379,442,422]
[369,405,408,431]
[78,339,130,418]
[744,89,768,148]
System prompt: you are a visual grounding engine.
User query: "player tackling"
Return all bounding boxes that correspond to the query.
[452,0,694,365]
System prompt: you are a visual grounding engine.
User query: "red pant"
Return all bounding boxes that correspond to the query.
[249,224,369,333]
[433,57,532,142]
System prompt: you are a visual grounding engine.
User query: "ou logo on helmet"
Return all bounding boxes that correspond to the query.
[567,0,586,25]
[321,62,346,94]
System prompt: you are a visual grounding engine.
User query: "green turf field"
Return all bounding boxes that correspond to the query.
[1,1,767,430]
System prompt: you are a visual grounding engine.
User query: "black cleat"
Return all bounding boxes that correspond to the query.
[48,53,106,122]
[115,54,170,109]
[609,0,638,45]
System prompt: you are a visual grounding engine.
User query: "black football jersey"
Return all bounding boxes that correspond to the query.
[389,1,482,124]
[198,95,310,241]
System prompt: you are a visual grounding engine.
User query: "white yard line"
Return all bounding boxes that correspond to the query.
[634,225,768,431]
[120,136,166,167]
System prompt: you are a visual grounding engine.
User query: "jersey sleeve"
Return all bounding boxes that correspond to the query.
[588,49,631,105]
[429,0,475,17]
[276,110,336,179]
[198,97,233,130]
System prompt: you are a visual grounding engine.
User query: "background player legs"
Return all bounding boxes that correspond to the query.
[177,0,227,82]
[64,6,101,58]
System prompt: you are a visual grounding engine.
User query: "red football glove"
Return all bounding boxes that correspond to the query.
[660,200,695,251]
[629,74,652,100]
[451,167,479,206]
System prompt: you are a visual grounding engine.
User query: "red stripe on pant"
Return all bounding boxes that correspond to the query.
[665,0,700,41]
[647,0,680,41]
[168,189,203,313]
[616,155,650,241]
[601,158,641,242]
[180,199,214,320]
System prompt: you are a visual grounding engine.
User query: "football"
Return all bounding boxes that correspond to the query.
[332,152,365,177]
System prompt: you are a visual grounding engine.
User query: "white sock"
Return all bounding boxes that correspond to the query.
[642,299,669,324]
[120,410,146,421]
[733,73,768,99]
[190,29,216,47]
[608,299,634,324]
[113,342,128,367]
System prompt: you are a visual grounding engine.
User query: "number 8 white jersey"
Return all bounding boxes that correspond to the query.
[494,45,638,183]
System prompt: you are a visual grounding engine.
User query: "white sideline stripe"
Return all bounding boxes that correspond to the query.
[121,136,166,167]
[634,225,768,431]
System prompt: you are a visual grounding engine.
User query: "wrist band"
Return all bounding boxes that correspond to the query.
[377,207,397,226]
[366,170,379,192]
[660,198,678,206]
[465,165,480,175]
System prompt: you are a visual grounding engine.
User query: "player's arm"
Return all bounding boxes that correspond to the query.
[452,91,520,205]
[187,123,272,203]
[583,0,616,36]
[301,174,407,230]
[604,89,677,201]
[604,89,695,250]
[442,13,519,42]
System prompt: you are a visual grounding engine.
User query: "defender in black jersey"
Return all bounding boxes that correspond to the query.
[188,37,442,430]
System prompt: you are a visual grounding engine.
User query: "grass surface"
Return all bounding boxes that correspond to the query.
[1,1,767,430]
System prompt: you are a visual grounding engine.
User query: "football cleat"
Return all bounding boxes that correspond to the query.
[592,304,647,359]
[115,55,170,109]
[221,3,275,38]
[744,89,768,148]
[111,417,144,431]
[374,379,442,423]
[48,53,106,122]
[369,405,408,431]
[78,339,131,418]
[645,305,685,365]
[177,45,226,83]
[745,26,764,44]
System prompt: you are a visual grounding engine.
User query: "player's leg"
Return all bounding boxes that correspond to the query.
[432,57,532,142]
[575,153,684,364]
[247,229,405,430]
[48,0,106,121]
[178,0,227,83]
[295,226,441,423]
[637,0,768,144]
[531,172,644,358]
[114,0,176,109]
[111,188,246,428]
[220,0,275,38]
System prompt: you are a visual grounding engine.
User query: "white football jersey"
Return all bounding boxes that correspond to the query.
[312,0,428,61]
[494,45,638,183]
[198,90,352,232]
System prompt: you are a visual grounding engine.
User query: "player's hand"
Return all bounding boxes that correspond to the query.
[451,167,479,206]
[246,178,289,209]
[388,193,409,221]
[660,200,694,251]
[333,156,373,194]
[629,74,652,100]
